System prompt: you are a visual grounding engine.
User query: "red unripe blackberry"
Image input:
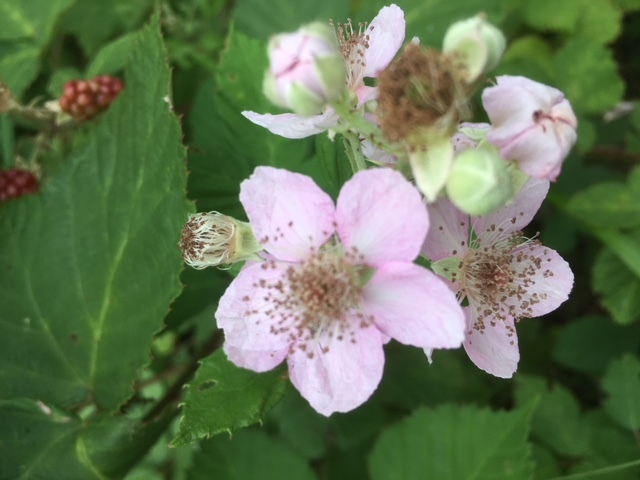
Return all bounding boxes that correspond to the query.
[0,168,39,202]
[59,75,124,120]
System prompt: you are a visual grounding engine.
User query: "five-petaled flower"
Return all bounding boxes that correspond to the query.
[482,76,577,181]
[216,166,465,415]
[241,4,405,139]
[421,178,574,378]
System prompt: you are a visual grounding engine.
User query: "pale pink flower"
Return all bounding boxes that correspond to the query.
[422,178,574,378]
[242,5,405,139]
[482,76,577,181]
[216,166,465,415]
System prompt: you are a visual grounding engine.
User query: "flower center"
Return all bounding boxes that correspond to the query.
[459,231,546,328]
[331,18,370,89]
[254,249,371,357]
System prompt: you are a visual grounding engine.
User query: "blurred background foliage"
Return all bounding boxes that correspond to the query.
[0,0,639,479]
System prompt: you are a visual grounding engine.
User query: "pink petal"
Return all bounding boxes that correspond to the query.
[499,124,576,181]
[471,177,550,241]
[216,261,294,352]
[504,243,574,318]
[362,261,465,349]
[363,4,405,78]
[421,196,469,262]
[336,168,428,265]
[240,167,335,262]
[355,85,378,105]
[241,110,338,139]
[287,323,385,416]
[463,309,519,378]
[224,342,288,372]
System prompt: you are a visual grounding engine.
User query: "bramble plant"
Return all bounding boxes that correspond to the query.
[1,1,640,479]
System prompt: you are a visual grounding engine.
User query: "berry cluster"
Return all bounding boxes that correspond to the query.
[0,168,39,202]
[59,75,124,120]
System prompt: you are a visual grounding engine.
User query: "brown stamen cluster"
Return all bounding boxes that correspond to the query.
[59,75,124,121]
[377,43,469,144]
[180,212,236,269]
[243,250,371,358]
[457,230,549,334]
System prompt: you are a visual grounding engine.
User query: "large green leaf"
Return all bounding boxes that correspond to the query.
[0,0,77,45]
[232,0,349,40]
[554,38,624,115]
[368,403,536,480]
[602,355,640,431]
[0,43,40,97]
[567,179,640,230]
[553,315,640,375]
[592,233,640,325]
[0,19,191,410]
[515,376,589,456]
[171,350,289,446]
[186,28,316,217]
[186,429,315,480]
[0,399,170,479]
[61,0,153,56]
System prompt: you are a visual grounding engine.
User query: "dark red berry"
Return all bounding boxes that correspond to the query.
[59,75,124,121]
[0,168,39,202]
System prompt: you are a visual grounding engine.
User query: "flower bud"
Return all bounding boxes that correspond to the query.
[409,133,455,202]
[446,144,512,215]
[443,15,506,83]
[263,22,347,116]
[482,76,577,181]
[180,212,262,269]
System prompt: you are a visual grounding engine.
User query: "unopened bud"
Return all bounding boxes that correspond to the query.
[180,212,262,269]
[409,133,455,202]
[443,15,506,83]
[446,144,512,215]
[263,22,347,116]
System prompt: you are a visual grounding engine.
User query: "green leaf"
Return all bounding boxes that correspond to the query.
[87,32,139,77]
[0,0,77,45]
[267,390,328,460]
[567,181,640,230]
[232,0,349,40]
[0,43,40,97]
[602,355,640,431]
[515,375,589,456]
[0,19,192,410]
[0,399,170,479]
[554,38,624,115]
[553,315,640,375]
[171,350,289,446]
[521,0,581,32]
[569,411,640,479]
[61,0,153,55]
[496,35,555,84]
[186,28,315,216]
[368,403,536,480]
[186,429,315,480]
[576,0,623,44]
[592,235,640,325]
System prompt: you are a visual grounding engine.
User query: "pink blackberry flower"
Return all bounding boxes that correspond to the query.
[482,76,577,181]
[422,178,574,378]
[242,4,405,139]
[216,166,465,415]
